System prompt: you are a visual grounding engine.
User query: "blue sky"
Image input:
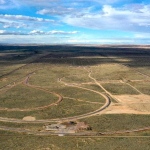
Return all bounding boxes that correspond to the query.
[0,0,150,44]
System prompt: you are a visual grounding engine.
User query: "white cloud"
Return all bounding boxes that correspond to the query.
[29,30,45,35]
[63,5,150,33]
[21,0,126,7]
[0,0,5,4]
[93,0,127,5]
[22,0,59,6]
[0,34,71,44]
[48,30,78,34]
[29,30,78,35]
[37,7,75,16]
[0,30,5,33]
[0,14,54,22]
[0,30,78,35]
[0,0,21,9]
[0,14,56,29]
[1,35,149,44]
[134,33,150,39]
[0,20,28,29]
[0,30,27,35]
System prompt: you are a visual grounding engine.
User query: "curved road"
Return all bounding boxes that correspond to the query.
[0,66,111,126]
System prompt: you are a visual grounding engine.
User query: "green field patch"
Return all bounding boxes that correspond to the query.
[136,67,150,77]
[0,131,150,150]
[133,130,150,136]
[0,63,40,88]
[80,84,104,92]
[0,98,102,119]
[130,82,150,95]
[90,63,146,80]
[0,121,44,131]
[36,98,103,119]
[0,64,24,77]
[29,65,91,87]
[0,81,10,88]
[101,83,139,95]
[29,66,70,87]
[53,86,106,103]
[0,84,58,109]
[90,64,130,80]
[81,114,150,132]
[63,75,92,84]
[62,66,92,83]
[29,69,59,87]
[120,71,147,80]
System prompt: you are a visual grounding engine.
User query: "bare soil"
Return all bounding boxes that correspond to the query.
[23,116,36,121]
[104,94,150,114]
[114,94,150,103]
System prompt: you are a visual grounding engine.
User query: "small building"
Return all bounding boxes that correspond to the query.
[44,121,91,134]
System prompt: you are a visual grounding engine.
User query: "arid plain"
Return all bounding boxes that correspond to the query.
[0,45,150,150]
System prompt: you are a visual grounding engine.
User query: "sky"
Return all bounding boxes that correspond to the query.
[0,0,150,44]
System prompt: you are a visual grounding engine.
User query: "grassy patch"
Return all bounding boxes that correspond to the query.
[90,64,129,80]
[53,86,106,103]
[136,67,150,77]
[0,121,44,131]
[0,131,150,150]
[0,84,58,109]
[130,81,150,95]
[29,65,91,87]
[81,114,150,132]
[120,71,147,80]
[90,63,146,80]
[63,74,91,84]
[80,84,104,92]
[29,65,67,87]
[0,64,24,77]
[0,63,40,88]
[0,98,102,119]
[0,46,150,150]
[101,83,139,95]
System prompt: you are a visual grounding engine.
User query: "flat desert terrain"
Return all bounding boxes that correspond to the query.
[0,45,150,149]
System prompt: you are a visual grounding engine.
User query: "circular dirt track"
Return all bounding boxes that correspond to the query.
[0,88,63,112]
[0,94,111,123]
[0,68,111,124]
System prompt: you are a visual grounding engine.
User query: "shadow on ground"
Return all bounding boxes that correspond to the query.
[0,45,150,68]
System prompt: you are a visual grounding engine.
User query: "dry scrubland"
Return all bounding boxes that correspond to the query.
[0,45,150,149]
